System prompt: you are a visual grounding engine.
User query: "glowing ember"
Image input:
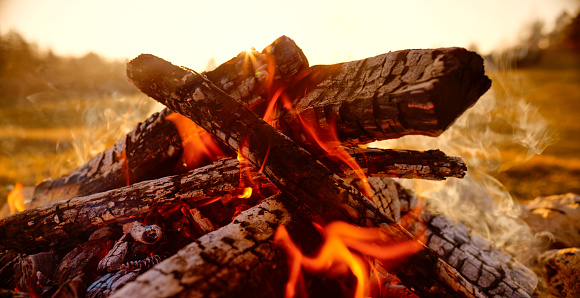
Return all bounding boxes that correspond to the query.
[237,187,253,199]
[7,183,25,214]
[275,221,424,298]
[165,112,226,169]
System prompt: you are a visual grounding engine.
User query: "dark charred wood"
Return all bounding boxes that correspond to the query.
[54,236,115,284]
[28,36,308,208]
[127,53,484,297]
[51,274,87,298]
[0,289,29,298]
[278,47,491,145]
[111,195,304,298]
[0,158,277,253]
[13,251,58,296]
[0,250,20,290]
[324,148,467,180]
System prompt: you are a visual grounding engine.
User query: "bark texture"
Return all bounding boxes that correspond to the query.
[278,47,491,145]
[0,159,277,253]
[325,148,466,180]
[110,196,299,298]
[127,53,484,297]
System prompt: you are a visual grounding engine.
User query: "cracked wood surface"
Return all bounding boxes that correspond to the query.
[0,158,277,253]
[278,47,491,145]
[325,148,466,180]
[110,195,298,298]
[404,210,537,297]
[127,53,485,297]
[28,35,308,208]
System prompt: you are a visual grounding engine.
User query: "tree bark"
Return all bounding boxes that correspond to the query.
[29,35,309,208]
[277,47,492,145]
[127,53,485,297]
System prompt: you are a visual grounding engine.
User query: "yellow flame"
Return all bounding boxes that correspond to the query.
[8,183,25,214]
[237,187,253,199]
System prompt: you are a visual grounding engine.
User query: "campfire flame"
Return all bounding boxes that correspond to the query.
[275,221,424,298]
[7,183,25,214]
[165,112,226,169]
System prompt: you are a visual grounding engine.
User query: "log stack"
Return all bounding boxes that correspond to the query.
[0,36,538,297]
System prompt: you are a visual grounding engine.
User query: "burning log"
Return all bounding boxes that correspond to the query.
[325,148,466,180]
[126,53,486,297]
[0,158,277,253]
[28,35,309,208]
[110,195,309,298]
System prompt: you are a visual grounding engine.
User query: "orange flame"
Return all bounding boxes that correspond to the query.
[8,183,25,214]
[166,112,226,170]
[275,221,424,298]
[297,113,372,198]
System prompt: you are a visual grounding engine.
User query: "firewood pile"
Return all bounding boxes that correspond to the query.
[0,36,539,297]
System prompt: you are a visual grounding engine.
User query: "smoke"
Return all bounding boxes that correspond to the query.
[369,69,556,262]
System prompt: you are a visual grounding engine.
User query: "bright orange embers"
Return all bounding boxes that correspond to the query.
[275,221,424,298]
[165,112,226,170]
[7,182,25,214]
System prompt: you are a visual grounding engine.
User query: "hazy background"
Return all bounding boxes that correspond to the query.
[1,0,579,209]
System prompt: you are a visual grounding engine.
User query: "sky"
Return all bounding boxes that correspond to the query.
[1,0,579,71]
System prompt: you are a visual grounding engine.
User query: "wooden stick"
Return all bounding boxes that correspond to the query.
[127,53,485,297]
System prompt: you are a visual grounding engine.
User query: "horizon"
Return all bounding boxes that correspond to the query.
[1,0,579,70]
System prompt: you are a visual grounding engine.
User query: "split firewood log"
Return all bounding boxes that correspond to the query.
[127,53,485,297]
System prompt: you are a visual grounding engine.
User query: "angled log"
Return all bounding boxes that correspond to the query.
[278,47,491,145]
[127,54,485,297]
[0,158,277,253]
[28,35,309,208]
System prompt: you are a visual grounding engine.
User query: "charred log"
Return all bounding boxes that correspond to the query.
[110,195,304,298]
[326,148,466,180]
[0,158,277,253]
[127,53,485,297]
[278,47,491,145]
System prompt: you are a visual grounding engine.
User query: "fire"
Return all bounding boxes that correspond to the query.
[296,113,372,198]
[7,183,25,214]
[165,112,226,169]
[275,221,424,298]
[237,187,253,199]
